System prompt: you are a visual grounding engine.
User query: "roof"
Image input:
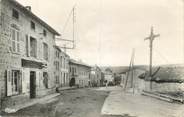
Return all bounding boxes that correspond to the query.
[69,59,91,68]
[91,66,102,72]
[54,45,61,52]
[9,0,60,36]
[139,66,184,83]
[54,45,70,58]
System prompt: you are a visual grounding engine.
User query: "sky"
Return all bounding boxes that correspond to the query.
[17,0,184,66]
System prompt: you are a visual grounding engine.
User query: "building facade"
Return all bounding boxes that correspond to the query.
[90,65,102,87]
[69,59,91,87]
[54,46,70,88]
[54,46,61,88]
[103,68,114,83]
[60,50,70,87]
[0,0,60,108]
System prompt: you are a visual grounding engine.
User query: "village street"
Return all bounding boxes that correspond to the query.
[1,87,129,117]
[2,86,184,117]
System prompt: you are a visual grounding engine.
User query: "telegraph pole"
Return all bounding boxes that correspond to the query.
[56,5,76,52]
[144,27,160,90]
[124,48,135,93]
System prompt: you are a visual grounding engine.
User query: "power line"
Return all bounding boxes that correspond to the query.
[62,4,76,33]
[57,4,77,52]
[154,49,170,64]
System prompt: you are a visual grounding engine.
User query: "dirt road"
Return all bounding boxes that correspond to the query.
[2,88,130,117]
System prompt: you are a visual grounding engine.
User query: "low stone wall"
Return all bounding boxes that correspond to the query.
[152,82,184,92]
[138,80,184,92]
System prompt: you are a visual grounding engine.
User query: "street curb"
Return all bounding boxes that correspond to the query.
[57,86,77,91]
[4,93,60,113]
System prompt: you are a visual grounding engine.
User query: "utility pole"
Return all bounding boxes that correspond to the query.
[144,26,160,90]
[56,5,76,52]
[124,48,135,93]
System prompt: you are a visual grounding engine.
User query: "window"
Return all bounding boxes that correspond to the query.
[43,72,48,89]
[57,62,59,70]
[43,43,48,60]
[6,70,21,96]
[12,70,20,94]
[54,61,59,70]
[55,50,59,58]
[70,67,72,72]
[12,9,19,19]
[11,28,20,53]
[57,51,59,58]
[63,73,65,85]
[30,37,37,58]
[31,21,35,30]
[43,29,47,37]
[63,58,65,68]
[56,76,59,84]
[75,68,76,73]
[61,56,63,67]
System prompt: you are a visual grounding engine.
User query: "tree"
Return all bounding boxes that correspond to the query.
[114,74,122,85]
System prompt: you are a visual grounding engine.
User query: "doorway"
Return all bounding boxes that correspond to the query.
[30,71,36,98]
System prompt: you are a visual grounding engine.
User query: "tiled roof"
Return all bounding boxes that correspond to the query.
[69,59,91,68]
[9,0,60,36]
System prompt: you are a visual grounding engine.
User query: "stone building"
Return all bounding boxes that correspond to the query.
[0,0,60,108]
[90,65,102,87]
[54,46,61,88]
[103,68,114,83]
[69,59,91,87]
[54,46,70,88]
[60,50,70,87]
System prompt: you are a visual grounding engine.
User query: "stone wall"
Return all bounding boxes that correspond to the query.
[0,0,13,101]
[151,82,184,92]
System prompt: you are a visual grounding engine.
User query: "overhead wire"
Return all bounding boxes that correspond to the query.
[62,7,74,33]
[154,48,170,64]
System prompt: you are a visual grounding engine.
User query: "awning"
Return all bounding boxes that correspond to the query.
[21,59,47,69]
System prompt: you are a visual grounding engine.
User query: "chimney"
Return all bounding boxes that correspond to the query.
[25,6,31,11]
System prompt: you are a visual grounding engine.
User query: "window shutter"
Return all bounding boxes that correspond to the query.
[6,69,12,96]
[39,41,42,60]
[9,29,12,52]
[17,31,20,53]
[48,46,50,62]
[27,35,30,57]
[22,70,27,93]
[37,41,40,59]
[25,35,29,57]
[39,71,42,88]
[36,71,39,88]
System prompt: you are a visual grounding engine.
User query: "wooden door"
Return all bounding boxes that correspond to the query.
[30,71,36,98]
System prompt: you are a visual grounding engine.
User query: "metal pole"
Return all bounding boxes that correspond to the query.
[73,7,75,48]
[150,39,153,90]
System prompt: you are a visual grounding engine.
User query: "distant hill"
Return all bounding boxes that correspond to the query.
[100,64,184,74]
[100,66,129,74]
[100,65,147,74]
